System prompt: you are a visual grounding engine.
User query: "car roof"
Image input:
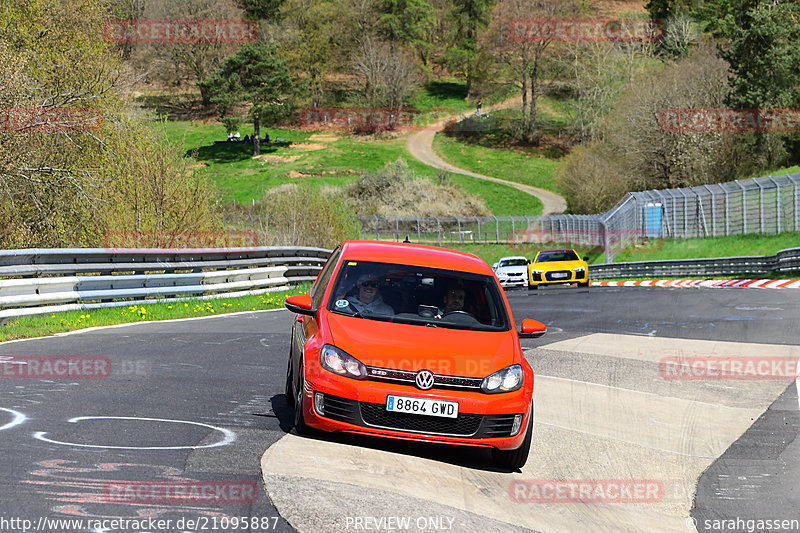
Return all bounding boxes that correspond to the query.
[499,256,528,261]
[340,241,492,275]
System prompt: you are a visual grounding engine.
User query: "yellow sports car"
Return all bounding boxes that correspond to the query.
[527,249,589,290]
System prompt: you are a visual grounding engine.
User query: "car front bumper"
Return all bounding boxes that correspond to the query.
[299,372,533,450]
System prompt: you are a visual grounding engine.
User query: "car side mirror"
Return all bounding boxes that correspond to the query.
[519,318,547,338]
[285,294,316,316]
[492,263,498,270]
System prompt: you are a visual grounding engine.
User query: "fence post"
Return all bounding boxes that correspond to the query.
[735,180,747,234]
[416,218,421,243]
[494,216,499,244]
[475,216,481,242]
[374,215,379,240]
[754,178,766,234]
[435,217,442,247]
[723,188,730,236]
[511,217,516,243]
[395,217,400,241]
[788,174,800,232]
[457,216,463,244]
[767,176,781,234]
[704,185,716,237]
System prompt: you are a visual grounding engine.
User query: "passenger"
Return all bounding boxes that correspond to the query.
[347,274,394,315]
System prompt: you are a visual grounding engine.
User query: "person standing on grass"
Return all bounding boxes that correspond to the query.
[476,99,482,116]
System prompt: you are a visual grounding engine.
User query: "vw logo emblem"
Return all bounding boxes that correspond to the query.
[415,369,435,390]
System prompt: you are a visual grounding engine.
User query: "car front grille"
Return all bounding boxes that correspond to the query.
[545,270,572,281]
[319,394,519,438]
[365,366,483,391]
[360,402,482,436]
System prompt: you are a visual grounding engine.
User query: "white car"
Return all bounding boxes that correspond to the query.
[492,256,530,288]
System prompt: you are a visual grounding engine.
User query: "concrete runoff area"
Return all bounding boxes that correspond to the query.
[261,333,795,532]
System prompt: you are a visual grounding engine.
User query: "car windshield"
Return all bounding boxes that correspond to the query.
[327,260,510,332]
[499,258,528,267]
[536,250,579,262]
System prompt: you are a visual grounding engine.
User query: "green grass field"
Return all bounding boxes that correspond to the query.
[156,120,541,214]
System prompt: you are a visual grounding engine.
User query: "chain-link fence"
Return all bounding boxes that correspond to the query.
[357,172,800,262]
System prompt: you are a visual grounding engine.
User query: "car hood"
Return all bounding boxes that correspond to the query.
[325,313,517,378]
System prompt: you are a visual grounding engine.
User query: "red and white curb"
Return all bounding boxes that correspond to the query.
[592,279,800,289]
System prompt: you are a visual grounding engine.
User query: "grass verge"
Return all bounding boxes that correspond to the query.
[0,286,310,343]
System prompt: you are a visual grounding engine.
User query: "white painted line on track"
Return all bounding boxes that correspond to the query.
[0,407,27,431]
[33,416,236,450]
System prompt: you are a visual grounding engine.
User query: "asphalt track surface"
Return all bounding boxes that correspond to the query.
[0,286,797,533]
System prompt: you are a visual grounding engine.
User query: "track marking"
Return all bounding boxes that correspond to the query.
[33,416,236,450]
[0,407,26,431]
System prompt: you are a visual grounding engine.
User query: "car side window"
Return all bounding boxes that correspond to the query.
[310,247,341,310]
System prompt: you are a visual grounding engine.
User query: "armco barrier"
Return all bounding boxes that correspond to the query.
[589,247,800,279]
[0,247,331,320]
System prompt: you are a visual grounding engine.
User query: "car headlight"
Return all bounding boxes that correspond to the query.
[573,266,586,275]
[320,345,367,379]
[481,364,524,393]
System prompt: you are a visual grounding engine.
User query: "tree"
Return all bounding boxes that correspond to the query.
[128,0,248,106]
[235,0,286,20]
[352,36,422,112]
[278,0,339,107]
[378,0,436,64]
[483,0,578,144]
[0,0,219,247]
[199,42,298,156]
[442,0,495,96]
[721,0,800,109]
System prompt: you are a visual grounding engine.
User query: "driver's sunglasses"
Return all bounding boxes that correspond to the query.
[358,280,379,288]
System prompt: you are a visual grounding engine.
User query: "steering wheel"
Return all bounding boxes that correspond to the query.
[442,310,472,318]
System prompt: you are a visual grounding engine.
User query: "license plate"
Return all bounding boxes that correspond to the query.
[551,272,568,279]
[386,395,458,418]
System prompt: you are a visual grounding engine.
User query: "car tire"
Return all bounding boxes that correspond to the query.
[527,284,538,291]
[285,349,295,407]
[492,403,533,471]
[293,357,311,435]
[578,281,589,287]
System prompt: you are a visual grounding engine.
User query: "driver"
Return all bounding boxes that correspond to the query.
[442,286,465,313]
[436,285,469,318]
[347,274,394,315]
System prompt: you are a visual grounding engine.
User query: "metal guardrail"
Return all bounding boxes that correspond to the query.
[589,247,800,279]
[0,247,331,320]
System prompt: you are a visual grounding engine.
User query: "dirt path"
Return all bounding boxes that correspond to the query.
[406,97,567,215]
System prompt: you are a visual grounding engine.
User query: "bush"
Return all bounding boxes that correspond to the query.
[345,159,490,218]
[258,184,359,248]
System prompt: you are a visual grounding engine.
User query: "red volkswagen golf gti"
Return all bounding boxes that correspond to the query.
[284,241,546,469]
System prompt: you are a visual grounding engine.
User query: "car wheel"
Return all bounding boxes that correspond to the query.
[527,284,538,291]
[578,281,589,287]
[284,349,295,407]
[293,357,311,435]
[492,403,534,470]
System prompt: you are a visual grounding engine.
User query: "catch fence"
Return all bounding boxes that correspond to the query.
[358,172,800,261]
